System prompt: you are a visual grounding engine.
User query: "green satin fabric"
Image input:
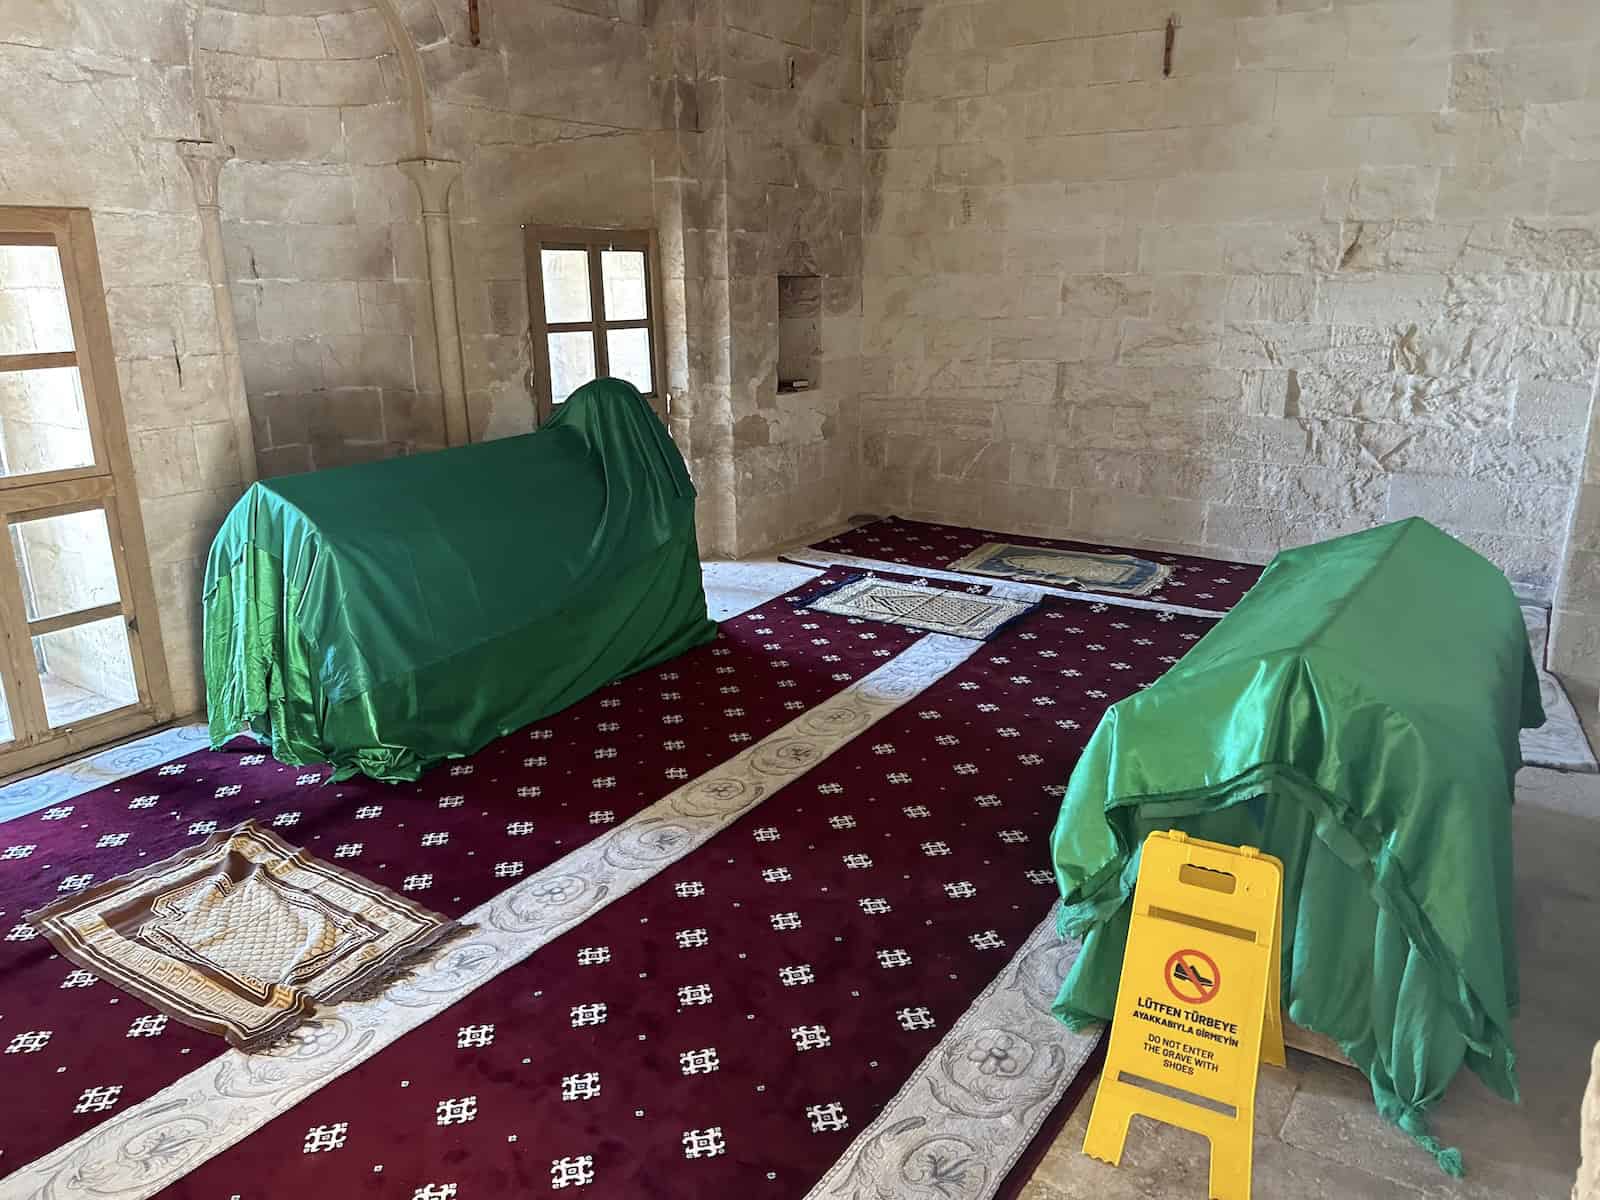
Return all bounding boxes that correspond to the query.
[202,379,717,783]
[1051,518,1542,1167]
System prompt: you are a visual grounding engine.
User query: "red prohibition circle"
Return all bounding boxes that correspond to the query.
[1165,948,1221,1005]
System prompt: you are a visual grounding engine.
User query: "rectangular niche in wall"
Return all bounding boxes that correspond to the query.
[777,275,821,394]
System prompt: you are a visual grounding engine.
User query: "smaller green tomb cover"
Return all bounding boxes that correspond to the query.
[1050,518,1543,1167]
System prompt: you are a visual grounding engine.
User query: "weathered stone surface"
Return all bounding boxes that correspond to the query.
[104,286,223,359]
[214,100,346,162]
[1450,46,1589,111]
[1073,488,1205,545]
[1224,275,1318,323]
[1331,58,1450,116]
[1551,162,1600,218]
[1137,226,1224,272]
[198,9,328,60]
[856,0,1600,677]
[1322,272,1446,324]
[1220,221,1343,274]
[1345,165,1440,222]
[219,162,357,225]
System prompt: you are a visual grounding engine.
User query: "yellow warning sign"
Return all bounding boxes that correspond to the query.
[1083,830,1285,1200]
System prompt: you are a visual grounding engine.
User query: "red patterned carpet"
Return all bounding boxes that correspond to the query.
[0,533,1238,1200]
[0,585,918,1172]
[812,516,1263,609]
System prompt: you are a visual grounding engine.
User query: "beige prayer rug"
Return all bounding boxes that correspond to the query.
[24,822,460,1053]
[805,576,1035,639]
[947,542,1173,596]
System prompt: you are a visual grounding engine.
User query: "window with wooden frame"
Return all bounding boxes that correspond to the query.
[0,207,170,777]
[524,227,666,426]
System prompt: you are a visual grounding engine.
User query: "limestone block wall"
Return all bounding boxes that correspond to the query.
[418,0,664,445]
[198,1,443,476]
[720,0,867,552]
[0,2,246,714]
[1553,425,1600,677]
[861,0,1600,615]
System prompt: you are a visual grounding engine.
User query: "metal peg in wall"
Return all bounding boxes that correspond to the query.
[1163,15,1179,78]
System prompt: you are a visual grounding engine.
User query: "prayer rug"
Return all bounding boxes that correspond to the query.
[805,575,1036,639]
[948,543,1171,596]
[813,516,1264,608]
[25,822,461,1052]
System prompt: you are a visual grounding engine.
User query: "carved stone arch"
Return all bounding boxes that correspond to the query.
[189,0,456,476]
[192,0,429,159]
[370,0,432,159]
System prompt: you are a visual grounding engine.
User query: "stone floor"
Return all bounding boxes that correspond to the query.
[1022,761,1600,1200]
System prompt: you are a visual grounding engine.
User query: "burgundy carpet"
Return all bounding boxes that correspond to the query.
[813,516,1263,609]
[0,585,919,1172]
[0,530,1238,1199]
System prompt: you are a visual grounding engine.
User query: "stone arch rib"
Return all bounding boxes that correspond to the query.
[192,0,430,159]
[371,0,431,159]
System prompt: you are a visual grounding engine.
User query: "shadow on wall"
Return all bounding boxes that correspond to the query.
[863,5,930,248]
[195,0,444,480]
[857,0,1600,633]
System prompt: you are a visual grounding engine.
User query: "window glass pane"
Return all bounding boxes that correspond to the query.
[548,331,596,404]
[11,508,121,622]
[35,616,137,727]
[601,250,648,322]
[606,328,654,395]
[0,678,12,744]
[540,249,592,323]
[0,367,94,477]
[0,244,74,356]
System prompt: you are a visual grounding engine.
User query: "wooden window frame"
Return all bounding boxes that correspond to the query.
[523,226,667,427]
[0,206,172,778]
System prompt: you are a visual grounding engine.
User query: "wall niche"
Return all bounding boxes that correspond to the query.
[777,275,821,394]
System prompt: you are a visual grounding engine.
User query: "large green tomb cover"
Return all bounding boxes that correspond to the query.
[204,379,716,783]
[1050,518,1543,1170]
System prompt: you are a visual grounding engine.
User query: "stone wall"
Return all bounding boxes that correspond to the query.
[413,0,866,556]
[1554,417,1600,677]
[0,0,869,723]
[12,0,1596,715]
[198,1,444,475]
[422,0,662,444]
[207,0,867,556]
[861,0,1600,622]
[720,0,866,552]
[0,2,247,715]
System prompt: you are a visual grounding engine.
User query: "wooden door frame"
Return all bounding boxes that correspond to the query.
[0,206,172,777]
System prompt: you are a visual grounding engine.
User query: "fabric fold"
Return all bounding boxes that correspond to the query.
[203,378,717,781]
[1050,518,1541,1173]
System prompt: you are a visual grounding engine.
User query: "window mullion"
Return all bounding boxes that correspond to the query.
[0,515,50,744]
[589,244,610,379]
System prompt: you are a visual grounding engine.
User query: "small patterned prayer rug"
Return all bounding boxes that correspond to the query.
[948,542,1172,596]
[805,575,1035,639]
[812,516,1264,608]
[25,822,460,1052]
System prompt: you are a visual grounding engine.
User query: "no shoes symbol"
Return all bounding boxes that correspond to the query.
[1165,948,1221,1005]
